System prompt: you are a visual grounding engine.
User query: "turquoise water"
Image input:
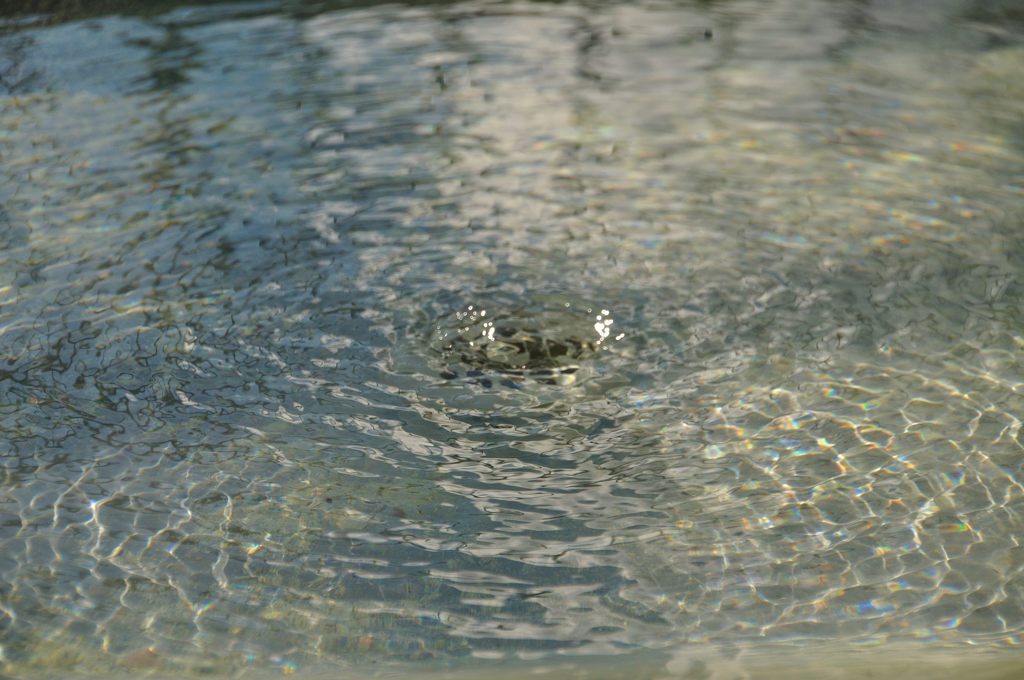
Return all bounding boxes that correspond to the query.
[1,0,1023,677]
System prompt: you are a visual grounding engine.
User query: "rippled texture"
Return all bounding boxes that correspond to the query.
[1,0,1023,677]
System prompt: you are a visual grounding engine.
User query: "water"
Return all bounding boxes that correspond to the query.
[1,0,1023,677]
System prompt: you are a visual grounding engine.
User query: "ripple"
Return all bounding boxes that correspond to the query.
[2,1,1024,678]
[426,295,623,386]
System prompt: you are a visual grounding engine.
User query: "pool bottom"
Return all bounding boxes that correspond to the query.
[6,641,1022,680]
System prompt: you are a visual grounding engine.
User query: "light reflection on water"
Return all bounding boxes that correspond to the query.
[0,0,1023,677]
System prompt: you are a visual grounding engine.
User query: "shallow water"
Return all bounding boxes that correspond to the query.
[1,0,1023,677]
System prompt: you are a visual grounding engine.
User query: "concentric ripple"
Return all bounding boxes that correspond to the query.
[428,297,622,384]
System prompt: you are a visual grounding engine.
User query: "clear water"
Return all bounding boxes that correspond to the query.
[1,0,1023,677]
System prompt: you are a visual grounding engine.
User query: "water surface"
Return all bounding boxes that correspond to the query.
[1,0,1023,677]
